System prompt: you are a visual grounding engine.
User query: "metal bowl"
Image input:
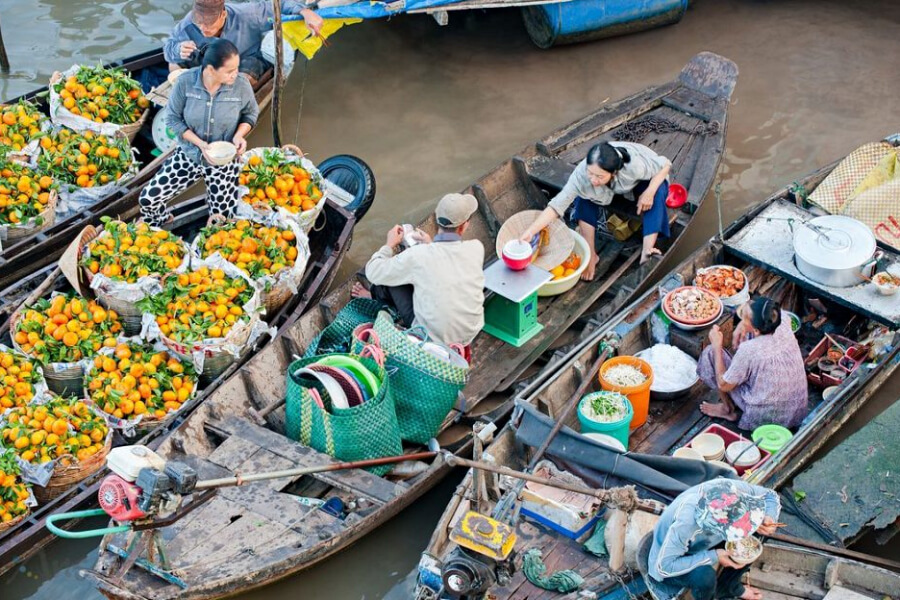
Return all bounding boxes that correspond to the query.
[635,348,698,400]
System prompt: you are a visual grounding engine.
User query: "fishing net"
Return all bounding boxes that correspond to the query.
[522,548,584,592]
[284,353,402,476]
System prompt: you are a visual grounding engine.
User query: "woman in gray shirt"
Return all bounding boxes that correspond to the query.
[138,40,259,227]
[521,142,672,280]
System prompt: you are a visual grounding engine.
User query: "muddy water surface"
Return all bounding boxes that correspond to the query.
[1,0,899,598]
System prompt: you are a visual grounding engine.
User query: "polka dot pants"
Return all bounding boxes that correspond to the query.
[138,147,241,226]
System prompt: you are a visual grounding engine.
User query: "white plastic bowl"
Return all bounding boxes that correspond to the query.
[538,229,590,297]
[726,440,761,466]
[690,433,726,460]
[673,447,705,461]
[206,141,237,166]
[583,432,627,452]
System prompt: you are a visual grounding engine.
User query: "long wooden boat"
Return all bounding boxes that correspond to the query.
[413,148,900,600]
[0,193,359,575]
[81,52,737,600]
[0,49,275,290]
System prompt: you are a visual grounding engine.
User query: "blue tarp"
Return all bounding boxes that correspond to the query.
[282,0,465,21]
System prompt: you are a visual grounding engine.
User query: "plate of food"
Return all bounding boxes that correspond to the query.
[872,271,899,296]
[662,286,723,330]
[693,265,748,306]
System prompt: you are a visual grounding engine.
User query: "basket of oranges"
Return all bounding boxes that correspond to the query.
[193,215,309,315]
[237,146,327,233]
[11,294,123,396]
[137,264,266,380]
[0,159,58,246]
[0,100,51,165]
[0,448,32,530]
[84,340,198,435]
[0,345,47,411]
[49,65,150,142]
[80,218,189,334]
[38,128,136,220]
[0,396,111,503]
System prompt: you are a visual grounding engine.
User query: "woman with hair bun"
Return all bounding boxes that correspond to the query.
[520,141,672,279]
[697,296,809,430]
[138,39,259,226]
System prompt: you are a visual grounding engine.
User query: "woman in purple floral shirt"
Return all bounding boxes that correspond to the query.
[697,297,809,430]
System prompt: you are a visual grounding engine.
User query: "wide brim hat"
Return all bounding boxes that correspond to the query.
[495,210,575,271]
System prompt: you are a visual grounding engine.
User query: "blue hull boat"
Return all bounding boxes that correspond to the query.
[523,0,689,48]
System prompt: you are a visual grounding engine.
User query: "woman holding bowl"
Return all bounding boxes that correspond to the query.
[138,39,259,226]
[520,141,672,280]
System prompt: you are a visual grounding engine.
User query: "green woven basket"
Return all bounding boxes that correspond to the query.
[304,298,384,358]
[364,311,468,444]
[285,353,402,476]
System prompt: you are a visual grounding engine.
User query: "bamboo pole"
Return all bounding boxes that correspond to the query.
[271,0,284,147]
[0,13,11,73]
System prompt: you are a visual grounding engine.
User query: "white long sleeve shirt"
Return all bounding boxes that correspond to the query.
[365,237,485,346]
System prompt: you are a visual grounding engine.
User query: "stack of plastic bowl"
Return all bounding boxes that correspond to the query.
[690,432,726,461]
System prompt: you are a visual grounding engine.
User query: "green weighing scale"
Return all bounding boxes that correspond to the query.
[482,260,552,347]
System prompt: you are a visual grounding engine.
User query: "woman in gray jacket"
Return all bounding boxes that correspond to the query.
[139,39,259,226]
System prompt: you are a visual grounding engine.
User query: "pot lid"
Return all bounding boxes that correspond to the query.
[793,215,876,270]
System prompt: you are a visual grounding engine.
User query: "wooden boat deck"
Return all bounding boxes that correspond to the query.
[86,53,739,600]
[416,157,900,600]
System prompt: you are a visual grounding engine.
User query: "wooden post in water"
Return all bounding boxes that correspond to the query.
[0,13,11,73]
[271,0,285,147]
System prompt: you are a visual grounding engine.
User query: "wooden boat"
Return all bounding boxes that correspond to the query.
[0,194,359,575]
[0,49,275,290]
[82,52,737,600]
[413,147,900,600]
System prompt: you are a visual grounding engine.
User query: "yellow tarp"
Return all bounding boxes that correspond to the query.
[283,18,362,59]
[808,142,900,251]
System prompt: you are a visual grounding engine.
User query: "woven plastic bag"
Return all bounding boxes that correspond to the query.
[284,352,401,476]
[303,298,384,357]
[356,311,468,444]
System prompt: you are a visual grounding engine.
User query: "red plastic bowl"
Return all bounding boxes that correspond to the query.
[666,183,688,208]
[502,240,533,271]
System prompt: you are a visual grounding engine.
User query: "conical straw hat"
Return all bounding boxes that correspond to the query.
[496,210,575,271]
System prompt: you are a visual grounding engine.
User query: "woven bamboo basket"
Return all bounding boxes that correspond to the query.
[159,316,256,383]
[81,227,189,336]
[0,509,29,533]
[34,434,112,504]
[260,279,293,315]
[119,108,149,143]
[9,311,84,397]
[240,145,327,234]
[0,190,58,246]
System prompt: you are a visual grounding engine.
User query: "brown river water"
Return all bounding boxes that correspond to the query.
[1,0,899,597]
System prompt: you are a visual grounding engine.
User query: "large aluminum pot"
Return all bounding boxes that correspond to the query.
[793,215,878,287]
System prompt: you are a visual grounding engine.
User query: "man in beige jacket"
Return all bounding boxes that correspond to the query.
[353,193,485,348]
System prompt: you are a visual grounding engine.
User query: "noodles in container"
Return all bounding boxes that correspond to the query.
[635,344,699,398]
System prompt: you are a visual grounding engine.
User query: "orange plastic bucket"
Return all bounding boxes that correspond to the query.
[598,356,654,428]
